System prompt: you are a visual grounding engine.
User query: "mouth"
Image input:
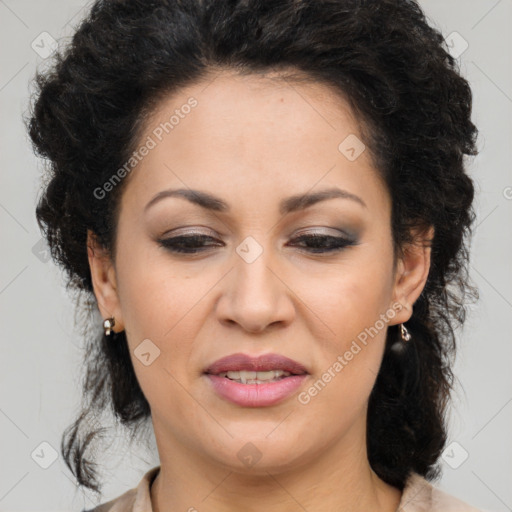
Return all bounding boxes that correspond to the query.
[215,369,295,384]
[204,352,308,379]
[203,352,309,407]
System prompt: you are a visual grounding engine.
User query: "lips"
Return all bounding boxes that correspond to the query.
[204,352,309,376]
[204,353,309,407]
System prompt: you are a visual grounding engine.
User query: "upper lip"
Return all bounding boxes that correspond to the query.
[204,353,309,375]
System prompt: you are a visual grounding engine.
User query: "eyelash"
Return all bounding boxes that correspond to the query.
[157,233,357,254]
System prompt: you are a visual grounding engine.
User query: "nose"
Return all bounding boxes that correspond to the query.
[215,245,295,333]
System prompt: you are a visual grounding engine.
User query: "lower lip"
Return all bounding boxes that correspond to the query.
[205,374,308,407]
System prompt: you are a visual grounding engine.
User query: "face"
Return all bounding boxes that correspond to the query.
[89,69,432,475]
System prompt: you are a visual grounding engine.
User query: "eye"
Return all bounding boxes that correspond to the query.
[158,231,358,255]
[157,234,222,254]
[288,233,357,253]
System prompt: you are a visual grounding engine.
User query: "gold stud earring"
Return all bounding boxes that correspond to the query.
[103,317,115,336]
[400,323,411,342]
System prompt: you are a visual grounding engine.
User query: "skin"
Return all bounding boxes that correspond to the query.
[88,68,434,512]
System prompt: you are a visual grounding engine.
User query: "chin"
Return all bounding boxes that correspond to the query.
[204,431,313,476]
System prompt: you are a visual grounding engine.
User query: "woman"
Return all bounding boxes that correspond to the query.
[28,0,482,510]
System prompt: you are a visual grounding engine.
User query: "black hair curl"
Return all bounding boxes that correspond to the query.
[27,0,479,496]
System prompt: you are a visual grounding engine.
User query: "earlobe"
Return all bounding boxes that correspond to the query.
[87,230,124,332]
[390,225,434,324]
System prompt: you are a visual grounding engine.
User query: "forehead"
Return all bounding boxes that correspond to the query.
[156,68,361,148]
[120,69,389,218]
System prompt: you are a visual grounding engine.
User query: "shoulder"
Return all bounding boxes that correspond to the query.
[398,472,484,512]
[81,466,160,512]
[81,488,136,512]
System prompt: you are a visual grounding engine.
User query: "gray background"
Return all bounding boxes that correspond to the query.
[1,1,511,510]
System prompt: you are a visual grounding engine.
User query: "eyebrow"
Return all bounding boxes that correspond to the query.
[144,186,367,215]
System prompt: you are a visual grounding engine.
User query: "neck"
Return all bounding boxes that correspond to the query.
[150,420,402,512]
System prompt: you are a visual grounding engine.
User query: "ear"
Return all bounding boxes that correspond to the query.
[87,230,124,333]
[389,225,435,324]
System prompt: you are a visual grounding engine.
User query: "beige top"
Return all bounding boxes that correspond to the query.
[83,466,483,512]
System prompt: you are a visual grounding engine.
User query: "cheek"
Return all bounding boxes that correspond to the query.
[298,254,394,407]
[115,241,189,337]
[305,255,394,342]
[298,281,390,432]
[114,243,215,372]
[114,248,205,416]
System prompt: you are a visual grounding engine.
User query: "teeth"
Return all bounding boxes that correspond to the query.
[218,369,292,383]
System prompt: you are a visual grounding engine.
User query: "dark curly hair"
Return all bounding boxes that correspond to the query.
[27,0,479,497]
